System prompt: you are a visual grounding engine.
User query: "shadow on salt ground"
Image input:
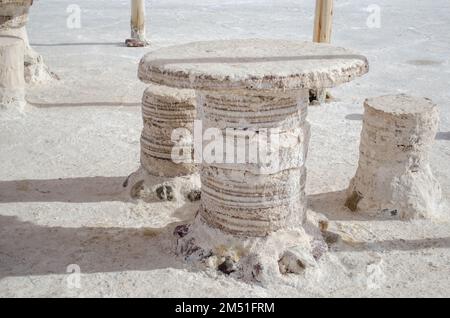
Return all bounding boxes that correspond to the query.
[345,113,363,121]
[0,177,132,203]
[28,101,141,108]
[0,215,191,279]
[436,132,450,141]
[1,213,448,279]
[332,236,450,253]
[308,191,450,253]
[31,42,124,47]
[307,190,393,222]
[0,174,192,204]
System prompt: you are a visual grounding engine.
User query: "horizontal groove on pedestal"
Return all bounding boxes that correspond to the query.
[200,199,305,237]
[201,167,306,203]
[143,99,195,122]
[140,151,197,177]
[141,135,175,160]
[200,166,307,236]
[140,86,196,176]
[201,91,308,128]
[196,89,309,236]
[358,103,438,163]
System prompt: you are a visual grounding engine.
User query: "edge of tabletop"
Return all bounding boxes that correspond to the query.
[137,41,370,92]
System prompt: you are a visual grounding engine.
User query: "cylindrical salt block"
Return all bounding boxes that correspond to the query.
[0,0,32,30]
[0,1,56,84]
[346,94,442,219]
[0,35,24,107]
[140,84,197,177]
[198,89,310,237]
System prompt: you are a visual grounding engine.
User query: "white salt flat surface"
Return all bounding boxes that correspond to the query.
[0,0,449,297]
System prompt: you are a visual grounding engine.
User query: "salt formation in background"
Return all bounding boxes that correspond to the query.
[0,0,56,83]
[0,36,25,111]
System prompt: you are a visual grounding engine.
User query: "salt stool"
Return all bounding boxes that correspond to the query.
[126,84,200,201]
[140,84,197,177]
[346,94,442,219]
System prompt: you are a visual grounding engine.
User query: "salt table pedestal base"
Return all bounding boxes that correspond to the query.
[175,88,322,282]
[138,39,369,281]
[126,84,200,202]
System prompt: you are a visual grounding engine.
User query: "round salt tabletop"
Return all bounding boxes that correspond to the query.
[139,39,369,91]
[365,94,436,115]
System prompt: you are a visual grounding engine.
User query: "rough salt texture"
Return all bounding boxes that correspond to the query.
[0,0,55,84]
[1,0,449,297]
[125,166,201,203]
[140,84,197,177]
[187,89,318,279]
[0,36,25,110]
[138,39,367,278]
[346,94,443,219]
[199,89,310,237]
[138,39,369,91]
[175,216,324,283]
[0,0,32,29]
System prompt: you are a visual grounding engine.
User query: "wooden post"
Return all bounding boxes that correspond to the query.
[311,0,334,104]
[126,0,149,47]
[313,0,334,43]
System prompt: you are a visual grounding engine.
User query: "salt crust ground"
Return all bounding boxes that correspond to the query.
[0,0,449,297]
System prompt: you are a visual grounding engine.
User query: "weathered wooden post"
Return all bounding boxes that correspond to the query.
[311,0,334,104]
[126,0,149,47]
[313,0,333,44]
